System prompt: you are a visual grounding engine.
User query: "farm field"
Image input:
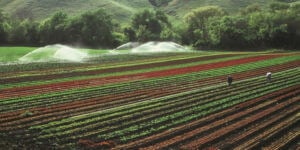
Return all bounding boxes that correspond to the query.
[0,49,299,149]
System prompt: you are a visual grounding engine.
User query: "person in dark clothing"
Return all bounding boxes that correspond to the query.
[266,72,272,82]
[227,75,233,86]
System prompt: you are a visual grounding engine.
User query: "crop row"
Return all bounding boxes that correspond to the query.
[0,53,243,84]
[1,54,298,101]
[1,70,260,130]
[60,79,300,149]
[116,84,299,149]
[0,81,203,131]
[1,68,295,142]
[0,53,256,90]
[231,105,299,150]
[241,111,299,149]
[261,123,299,150]
[213,98,298,149]
[162,91,299,150]
[0,62,298,129]
[0,71,209,112]
[0,72,274,133]
[1,53,299,149]
[1,59,299,116]
[22,69,300,148]
[33,76,271,133]
[179,92,299,150]
[95,74,299,144]
[0,63,298,126]
[0,54,249,97]
[3,66,298,137]
[0,52,196,74]
[0,52,236,88]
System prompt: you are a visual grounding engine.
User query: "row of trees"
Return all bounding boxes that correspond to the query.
[0,2,299,49]
[184,3,300,49]
[0,9,116,48]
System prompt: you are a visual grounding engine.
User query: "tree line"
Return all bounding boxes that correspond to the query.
[0,1,299,49]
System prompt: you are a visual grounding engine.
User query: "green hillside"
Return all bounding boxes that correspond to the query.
[0,0,152,23]
[0,0,296,22]
[163,0,268,17]
[1,0,298,24]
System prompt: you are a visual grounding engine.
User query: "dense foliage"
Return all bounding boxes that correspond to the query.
[148,0,172,7]
[0,1,299,49]
[183,3,300,49]
[129,9,179,42]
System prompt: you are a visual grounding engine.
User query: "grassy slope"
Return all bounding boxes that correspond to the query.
[0,46,125,63]
[0,0,151,23]
[0,0,294,24]
[0,47,37,62]
[164,0,269,17]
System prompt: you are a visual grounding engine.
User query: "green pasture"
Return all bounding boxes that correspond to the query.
[0,47,36,62]
[0,0,150,23]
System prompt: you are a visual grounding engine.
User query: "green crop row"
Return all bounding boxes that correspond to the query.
[99,73,300,143]
[31,69,299,142]
[31,69,299,149]
[1,56,298,112]
[0,53,250,89]
[13,54,300,92]
[31,81,243,134]
[0,52,202,74]
[37,76,278,141]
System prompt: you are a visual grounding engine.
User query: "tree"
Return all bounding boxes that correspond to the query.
[240,3,262,15]
[0,10,9,44]
[38,9,116,48]
[79,9,114,47]
[274,0,297,3]
[185,6,226,48]
[267,7,300,49]
[123,27,136,41]
[39,12,68,44]
[290,3,300,14]
[65,16,84,45]
[149,0,172,7]
[270,2,290,12]
[131,9,172,42]
[215,16,250,49]
[160,27,180,41]
[8,21,26,44]
[6,19,40,45]
[23,20,39,45]
[135,25,153,42]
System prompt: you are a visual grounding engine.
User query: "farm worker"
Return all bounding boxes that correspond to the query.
[227,75,233,86]
[266,72,272,82]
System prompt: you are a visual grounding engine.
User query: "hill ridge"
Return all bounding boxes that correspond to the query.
[0,0,299,23]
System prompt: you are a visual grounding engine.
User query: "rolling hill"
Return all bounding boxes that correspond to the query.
[0,0,298,24]
[0,0,151,23]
